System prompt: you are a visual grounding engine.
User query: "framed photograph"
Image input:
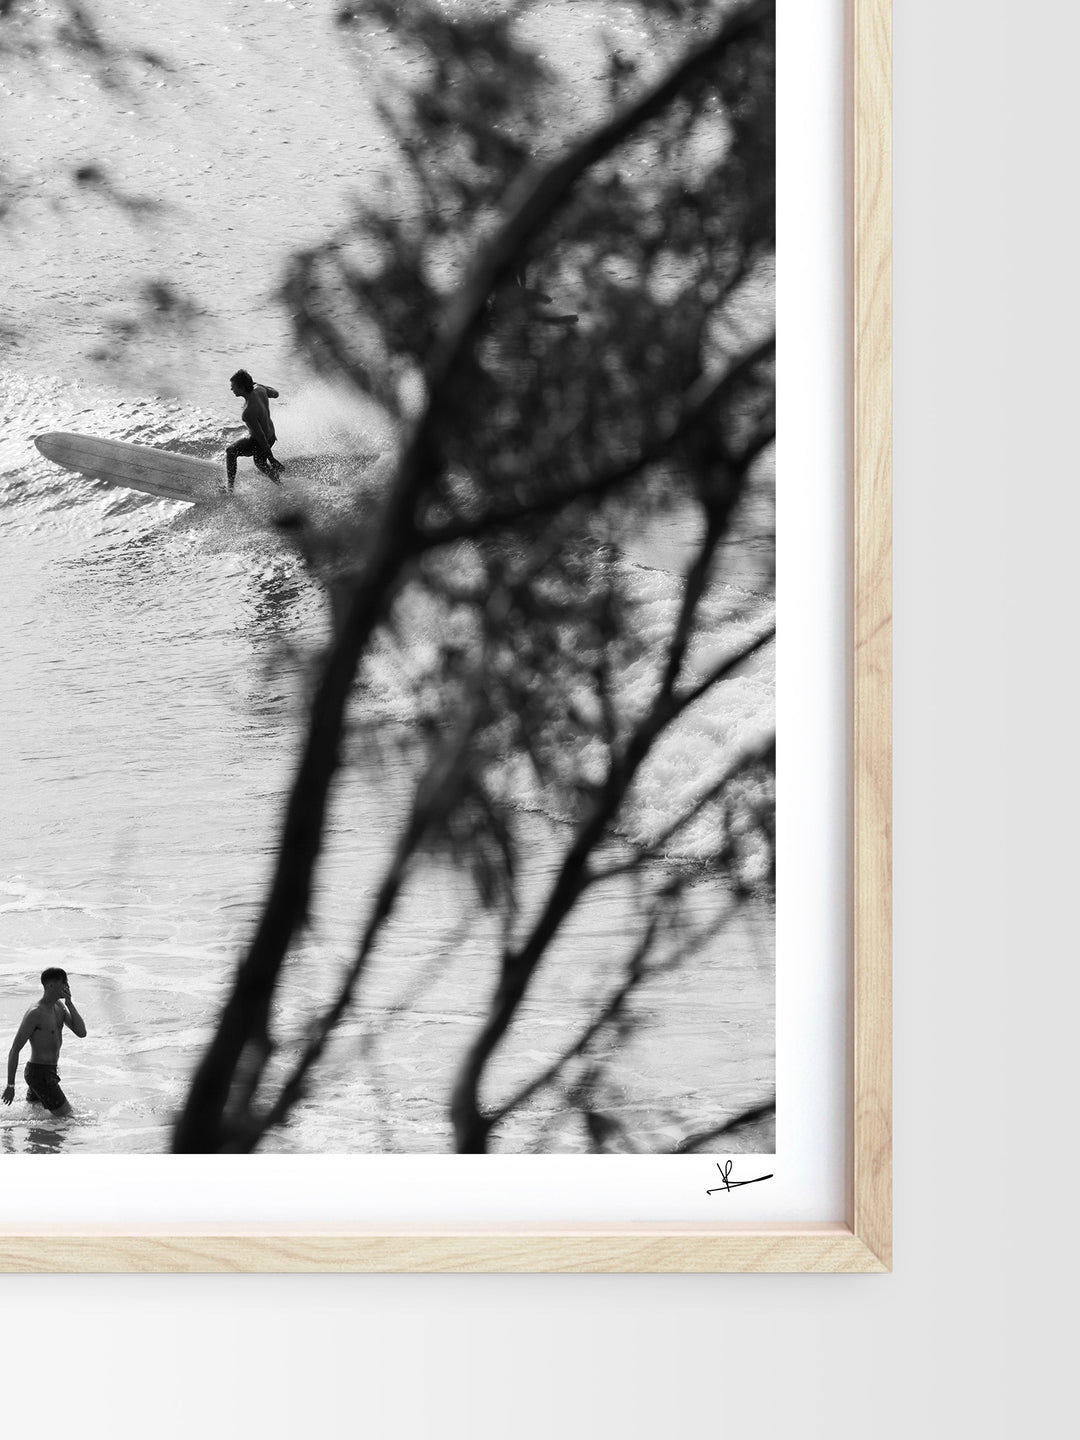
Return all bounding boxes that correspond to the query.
[0,0,889,1272]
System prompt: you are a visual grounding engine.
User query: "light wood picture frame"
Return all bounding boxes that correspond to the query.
[0,0,890,1274]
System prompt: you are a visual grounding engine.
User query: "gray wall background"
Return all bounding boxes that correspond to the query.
[4,3,1073,1435]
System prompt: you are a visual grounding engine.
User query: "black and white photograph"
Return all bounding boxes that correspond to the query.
[5,0,1069,1434]
[0,0,776,1160]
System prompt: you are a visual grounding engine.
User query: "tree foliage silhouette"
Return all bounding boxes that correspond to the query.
[2,0,777,1154]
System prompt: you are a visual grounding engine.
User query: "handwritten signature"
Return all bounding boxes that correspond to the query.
[706,1160,773,1195]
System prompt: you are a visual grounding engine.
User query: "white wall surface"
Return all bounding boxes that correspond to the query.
[3,3,1075,1437]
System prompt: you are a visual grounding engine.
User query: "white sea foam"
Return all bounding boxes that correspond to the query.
[0,2,774,1154]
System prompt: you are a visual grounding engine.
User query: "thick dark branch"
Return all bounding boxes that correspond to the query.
[174,0,775,1152]
[172,559,410,1151]
[249,706,485,1142]
[246,828,415,1143]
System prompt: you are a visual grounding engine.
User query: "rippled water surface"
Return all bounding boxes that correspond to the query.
[0,1,774,1154]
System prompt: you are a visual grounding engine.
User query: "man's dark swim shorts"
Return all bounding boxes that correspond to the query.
[24,1063,68,1113]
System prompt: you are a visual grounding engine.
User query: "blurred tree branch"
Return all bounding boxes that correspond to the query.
[0,0,776,1158]
[3,0,778,1157]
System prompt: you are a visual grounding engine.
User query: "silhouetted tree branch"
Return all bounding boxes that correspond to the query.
[160,0,778,1155]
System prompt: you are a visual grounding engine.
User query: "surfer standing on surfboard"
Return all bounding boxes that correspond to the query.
[226,369,285,490]
[2,968,87,1119]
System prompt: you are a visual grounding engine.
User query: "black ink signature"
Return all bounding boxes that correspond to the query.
[706,1160,773,1195]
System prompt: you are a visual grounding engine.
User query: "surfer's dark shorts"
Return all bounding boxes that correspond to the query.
[24,1063,68,1113]
[226,436,282,476]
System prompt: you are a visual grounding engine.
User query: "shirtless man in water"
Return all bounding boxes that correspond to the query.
[225,368,285,490]
[2,968,87,1118]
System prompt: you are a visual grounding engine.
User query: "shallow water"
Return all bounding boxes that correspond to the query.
[0,1,774,1154]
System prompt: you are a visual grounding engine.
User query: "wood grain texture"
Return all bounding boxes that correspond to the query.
[0,1226,887,1274]
[849,0,893,1270]
[0,0,892,1275]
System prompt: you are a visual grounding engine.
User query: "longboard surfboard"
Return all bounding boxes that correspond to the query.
[35,431,227,505]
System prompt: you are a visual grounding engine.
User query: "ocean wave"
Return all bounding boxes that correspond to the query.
[0,878,98,916]
[2,365,772,867]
